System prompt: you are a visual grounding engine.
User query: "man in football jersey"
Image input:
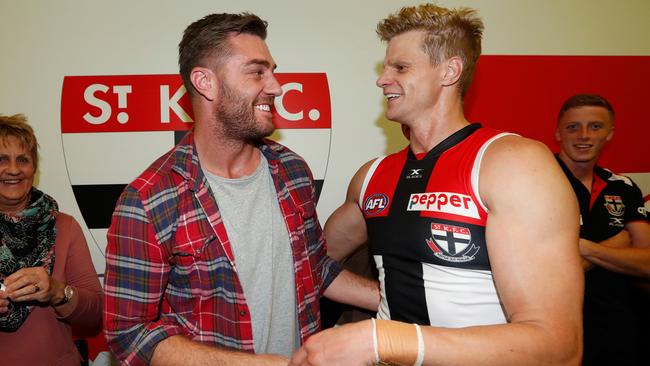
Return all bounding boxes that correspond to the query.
[290,3,583,366]
[555,94,650,366]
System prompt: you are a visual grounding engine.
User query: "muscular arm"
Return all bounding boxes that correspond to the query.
[415,137,583,366]
[324,160,374,261]
[424,136,582,365]
[580,221,650,277]
[290,137,583,366]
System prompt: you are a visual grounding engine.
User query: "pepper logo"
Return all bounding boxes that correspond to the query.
[60,73,331,275]
[407,192,479,219]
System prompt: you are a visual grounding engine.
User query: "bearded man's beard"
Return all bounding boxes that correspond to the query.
[215,81,275,142]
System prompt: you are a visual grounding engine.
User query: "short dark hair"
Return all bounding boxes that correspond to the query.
[557,94,615,124]
[178,13,268,94]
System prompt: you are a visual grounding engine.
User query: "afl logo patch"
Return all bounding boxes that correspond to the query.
[364,193,389,215]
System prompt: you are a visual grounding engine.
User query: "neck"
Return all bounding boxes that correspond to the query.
[0,198,30,216]
[558,152,596,191]
[407,95,469,154]
[194,117,261,179]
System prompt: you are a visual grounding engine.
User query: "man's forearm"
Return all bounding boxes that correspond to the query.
[323,269,379,311]
[292,316,581,366]
[581,244,650,277]
[151,335,289,366]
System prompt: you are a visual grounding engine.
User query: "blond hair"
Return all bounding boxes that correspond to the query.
[377,3,484,95]
[0,114,39,170]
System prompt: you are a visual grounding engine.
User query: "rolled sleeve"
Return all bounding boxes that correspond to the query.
[318,253,343,292]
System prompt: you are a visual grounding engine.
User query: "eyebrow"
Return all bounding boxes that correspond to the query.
[245,58,278,71]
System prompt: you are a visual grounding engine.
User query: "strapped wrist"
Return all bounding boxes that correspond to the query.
[373,319,424,366]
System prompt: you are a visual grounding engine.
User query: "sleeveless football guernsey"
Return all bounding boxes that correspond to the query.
[360,124,511,327]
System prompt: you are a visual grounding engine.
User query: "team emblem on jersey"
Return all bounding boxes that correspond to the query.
[425,222,480,263]
[364,193,389,215]
[603,195,625,217]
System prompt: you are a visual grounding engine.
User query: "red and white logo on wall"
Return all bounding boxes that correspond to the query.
[60,73,332,275]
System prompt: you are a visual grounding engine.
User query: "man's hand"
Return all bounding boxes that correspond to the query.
[289,320,375,366]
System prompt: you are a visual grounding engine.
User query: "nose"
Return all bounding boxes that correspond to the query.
[376,69,390,88]
[265,74,283,97]
[5,160,20,175]
[577,125,589,140]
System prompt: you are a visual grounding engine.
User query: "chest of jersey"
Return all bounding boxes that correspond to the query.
[567,168,643,243]
[361,128,499,271]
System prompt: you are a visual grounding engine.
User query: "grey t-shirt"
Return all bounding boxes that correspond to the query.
[203,154,299,356]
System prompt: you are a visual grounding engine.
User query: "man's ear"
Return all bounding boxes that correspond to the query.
[442,56,463,87]
[190,66,217,101]
[606,126,614,142]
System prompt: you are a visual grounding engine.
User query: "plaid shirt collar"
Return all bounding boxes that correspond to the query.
[171,130,284,192]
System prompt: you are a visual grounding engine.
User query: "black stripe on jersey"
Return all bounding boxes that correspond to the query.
[382,255,429,324]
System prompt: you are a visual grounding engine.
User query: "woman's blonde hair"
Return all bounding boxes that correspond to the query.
[0,114,39,170]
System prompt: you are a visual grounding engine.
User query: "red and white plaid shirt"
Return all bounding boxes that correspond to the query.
[104,131,341,365]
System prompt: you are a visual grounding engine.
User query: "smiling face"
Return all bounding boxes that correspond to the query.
[556,105,613,167]
[214,33,282,141]
[376,30,445,125]
[0,136,35,214]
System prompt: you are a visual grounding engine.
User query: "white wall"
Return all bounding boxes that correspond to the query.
[2,0,649,274]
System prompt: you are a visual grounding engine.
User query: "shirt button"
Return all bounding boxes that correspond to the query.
[240,310,247,317]
[194,248,201,254]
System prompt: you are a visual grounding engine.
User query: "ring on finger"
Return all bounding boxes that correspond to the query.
[33,283,40,293]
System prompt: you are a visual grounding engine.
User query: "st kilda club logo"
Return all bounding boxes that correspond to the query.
[60,73,331,259]
[426,222,480,263]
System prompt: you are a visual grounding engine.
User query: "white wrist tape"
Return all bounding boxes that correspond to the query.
[372,318,380,364]
[414,324,424,366]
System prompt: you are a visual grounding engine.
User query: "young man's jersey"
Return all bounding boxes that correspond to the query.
[360,124,512,327]
[557,157,649,366]
[556,158,648,243]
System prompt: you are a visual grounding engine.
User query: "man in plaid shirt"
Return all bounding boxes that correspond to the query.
[103,12,379,366]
